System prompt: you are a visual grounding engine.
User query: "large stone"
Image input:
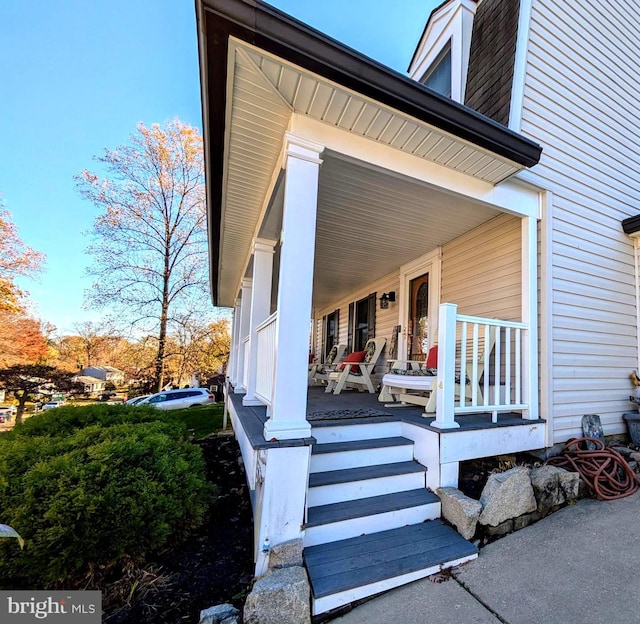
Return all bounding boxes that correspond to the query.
[437,487,482,540]
[530,465,580,514]
[268,538,303,570]
[243,566,311,624]
[479,467,536,527]
[199,603,239,624]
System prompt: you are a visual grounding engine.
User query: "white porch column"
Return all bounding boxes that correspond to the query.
[433,303,461,429]
[264,134,323,440]
[228,299,241,387]
[522,215,539,420]
[235,279,252,394]
[244,238,276,406]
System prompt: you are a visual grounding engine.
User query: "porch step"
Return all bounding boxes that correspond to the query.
[311,420,403,444]
[305,520,478,615]
[310,436,414,471]
[304,489,440,547]
[307,461,427,507]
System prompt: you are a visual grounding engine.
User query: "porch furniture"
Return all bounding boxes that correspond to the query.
[380,327,496,413]
[378,345,439,412]
[324,337,386,395]
[309,344,347,386]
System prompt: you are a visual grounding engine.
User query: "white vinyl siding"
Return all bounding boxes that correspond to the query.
[441,214,521,321]
[522,0,639,442]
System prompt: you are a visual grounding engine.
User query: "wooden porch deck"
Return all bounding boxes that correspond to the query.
[227,386,544,449]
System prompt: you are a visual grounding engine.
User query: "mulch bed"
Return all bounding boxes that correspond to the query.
[104,435,254,624]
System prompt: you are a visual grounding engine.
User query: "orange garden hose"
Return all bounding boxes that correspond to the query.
[547,437,640,501]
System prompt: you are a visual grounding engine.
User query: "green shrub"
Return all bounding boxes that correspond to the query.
[0,405,213,588]
[9,403,176,439]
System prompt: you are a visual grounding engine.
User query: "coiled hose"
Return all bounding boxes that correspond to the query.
[547,437,640,500]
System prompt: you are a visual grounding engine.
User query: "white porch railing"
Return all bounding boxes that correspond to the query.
[435,303,530,429]
[255,311,277,406]
[242,335,250,391]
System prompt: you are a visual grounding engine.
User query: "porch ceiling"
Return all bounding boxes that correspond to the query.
[312,155,499,309]
[197,0,542,307]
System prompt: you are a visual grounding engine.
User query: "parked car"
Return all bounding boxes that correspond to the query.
[125,394,151,406]
[0,405,17,423]
[42,400,65,411]
[138,388,215,411]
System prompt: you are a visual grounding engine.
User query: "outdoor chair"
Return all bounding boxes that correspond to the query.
[379,327,496,413]
[324,337,386,395]
[309,344,347,386]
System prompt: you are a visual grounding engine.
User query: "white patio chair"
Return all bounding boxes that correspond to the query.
[324,337,386,395]
[379,328,496,413]
[309,344,347,386]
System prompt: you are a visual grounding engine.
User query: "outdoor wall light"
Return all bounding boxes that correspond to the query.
[379,291,396,309]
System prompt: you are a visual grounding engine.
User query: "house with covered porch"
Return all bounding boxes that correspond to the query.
[196,0,640,615]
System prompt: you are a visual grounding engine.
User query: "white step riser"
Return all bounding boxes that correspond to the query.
[310,445,414,472]
[304,501,441,547]
[307,472,426,507]
[311,553,478,616]
[311,421,402,444]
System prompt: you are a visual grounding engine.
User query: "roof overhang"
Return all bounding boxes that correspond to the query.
[196,0,542,307]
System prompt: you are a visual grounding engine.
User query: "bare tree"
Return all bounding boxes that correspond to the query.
[76,120,208,391]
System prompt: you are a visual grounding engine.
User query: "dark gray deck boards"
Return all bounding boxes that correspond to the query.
[306,489,438,527]
[305,521,478,598]
[309,461,426,488]
[311,436,413,455]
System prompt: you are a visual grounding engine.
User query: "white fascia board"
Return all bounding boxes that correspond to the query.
[509,0,533,131]
[409,0,477,104]
[290,113,541,218]
[409,2,459,79]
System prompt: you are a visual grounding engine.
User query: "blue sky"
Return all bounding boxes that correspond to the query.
[0,0,438,334]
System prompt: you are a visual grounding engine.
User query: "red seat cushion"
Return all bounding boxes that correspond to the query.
[425,346,438,369]
[340,350,367,370]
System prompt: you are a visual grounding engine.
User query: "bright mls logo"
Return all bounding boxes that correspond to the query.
[1,591,101,622]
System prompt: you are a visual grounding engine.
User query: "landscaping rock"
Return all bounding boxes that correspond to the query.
[268,538,303,570]
[479,467,536,526]
[530,465,580,515]
[243,566,311,624]
[513,510,541,531]
[484,519,513,537]
[199,603,239,624]
[437,487,482,539]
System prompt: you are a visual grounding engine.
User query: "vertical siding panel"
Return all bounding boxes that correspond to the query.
[523,0,639,441]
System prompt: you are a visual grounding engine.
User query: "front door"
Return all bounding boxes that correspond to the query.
[408,273,429,361]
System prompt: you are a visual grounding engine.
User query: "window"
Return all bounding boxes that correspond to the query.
[421,43,452,97]
[348,293,376,352]
[323,309,340,361]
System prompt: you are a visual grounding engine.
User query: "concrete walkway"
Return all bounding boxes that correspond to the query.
[334,492,640,624]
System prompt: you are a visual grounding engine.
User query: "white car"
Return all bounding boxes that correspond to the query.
[42,400,66,411]
[138,388,215,410]
[125,394,151,406]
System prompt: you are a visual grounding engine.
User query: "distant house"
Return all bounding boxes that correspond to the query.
[71,375,106,395]
[81,366,125,386]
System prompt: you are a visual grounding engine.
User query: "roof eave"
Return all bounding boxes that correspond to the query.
[196,0,542,305]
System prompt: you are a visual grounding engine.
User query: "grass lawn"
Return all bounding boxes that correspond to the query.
[170,403,226,439]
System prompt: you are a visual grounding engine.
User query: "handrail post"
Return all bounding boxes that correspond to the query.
[433,303,460,429]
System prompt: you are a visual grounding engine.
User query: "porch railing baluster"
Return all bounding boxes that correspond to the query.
[438,304,530,427]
